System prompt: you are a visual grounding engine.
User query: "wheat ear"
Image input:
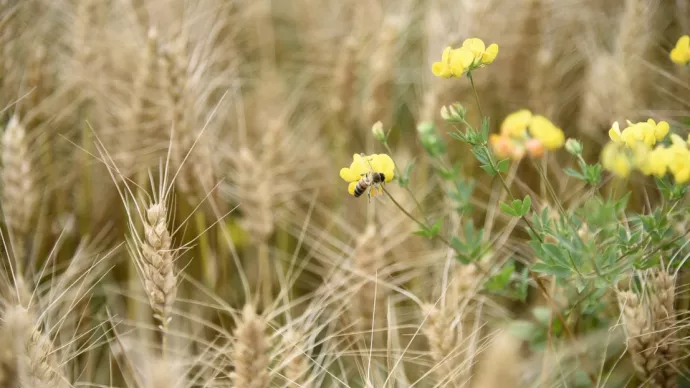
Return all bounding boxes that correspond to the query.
[231,304,269,388]
[281,329,312,388]
[4,305,68,388]
[618,271,678,388]
[139,201,177,330]
[2,115,38,264]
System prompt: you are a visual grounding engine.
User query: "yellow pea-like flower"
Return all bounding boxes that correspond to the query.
[369,154,396,182]
[449,47,475,77]
[340,153,396,196]
[528,115,565,150]
[645,119,670,141]
[431,47,453,78]
[431,38,498,79]
[620,122,656,148]
[500,109,533,138]
[608,122,623,143]
[635,144,669,178]
[665,134,690,184]
[670,35,690,66]
[481,44,499,64]
[601,142,632,179]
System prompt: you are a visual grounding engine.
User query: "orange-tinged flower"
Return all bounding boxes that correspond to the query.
[526,138,544,158]
[490,134,513,159]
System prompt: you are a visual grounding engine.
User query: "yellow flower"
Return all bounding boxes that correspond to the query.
[601,142,632,179]
[608,121,622,143]
[634,144,669,178]
[432,47,453,78]
[462,38,499,66]
[449,47,475,77]
[431,38,498,79]
[339,153,396,196]
[618,121,656,148]
[670,35,690,66]
[500,109,532,138]
[666,134,690,184]
[528,115,565,150]
[646,118,670,141]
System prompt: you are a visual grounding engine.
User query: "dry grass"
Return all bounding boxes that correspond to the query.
[0,0,689,387]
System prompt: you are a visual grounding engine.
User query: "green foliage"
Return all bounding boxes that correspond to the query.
[397,158,415,188]
[451,220,488,264]
[500,195,531,217]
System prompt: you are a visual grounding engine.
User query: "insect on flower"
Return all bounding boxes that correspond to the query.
[340,153,395,202]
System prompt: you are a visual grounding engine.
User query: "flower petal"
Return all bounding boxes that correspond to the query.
[340,167,360,182]
[462,38,485,56]
[348,181,358,195]
[482,43,499,64]
[432,62,451,78]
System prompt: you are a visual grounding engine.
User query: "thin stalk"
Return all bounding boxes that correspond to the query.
[258,241,272,311]
[382,186,488,277]
[381,141,429,225]
[468,73,484,119]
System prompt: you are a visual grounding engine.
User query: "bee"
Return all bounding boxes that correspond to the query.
[354,171,387,200]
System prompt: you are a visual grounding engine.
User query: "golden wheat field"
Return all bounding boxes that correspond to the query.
[2,0,690,387]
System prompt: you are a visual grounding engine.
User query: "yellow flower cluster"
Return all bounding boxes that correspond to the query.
[339,153,395,197]
[431,38,498,79]
[489,109,565,160]
[601,119,690,184]
[670,35,690,66]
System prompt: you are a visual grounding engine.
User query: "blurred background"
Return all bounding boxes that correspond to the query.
[0,0,689,386]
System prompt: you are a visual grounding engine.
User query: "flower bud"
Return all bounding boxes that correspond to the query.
[565,138,583,155]
[440,103,466,122]
[417,121,445,157]
[371,121,386,142]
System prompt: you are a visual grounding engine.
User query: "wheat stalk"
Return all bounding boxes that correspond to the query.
[423,302,461,387]
[281,329,312,388]
[139,201,176,329]
[4,305,68,388]
[231,304,269,388]
[618,270,678,388]
[1,114,38,264]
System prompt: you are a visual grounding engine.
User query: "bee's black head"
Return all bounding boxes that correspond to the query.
[376,172,386,182]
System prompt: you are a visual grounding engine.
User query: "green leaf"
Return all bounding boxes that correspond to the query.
[500,201,518,217]
[480,117,491,142]
[531,262,571,277]
[397,158,416,187]
[479,164,497,176]
[448,131,467,142]
[520,195,531,217]
[496,158,510,173]
[541,243,568,267]
[563,167,585,180]
[485,261,515,292]
[508,320,538,341]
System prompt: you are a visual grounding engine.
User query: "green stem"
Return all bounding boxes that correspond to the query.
[381,141,430,225]
[382,186,489,277]
[468,73,484,119]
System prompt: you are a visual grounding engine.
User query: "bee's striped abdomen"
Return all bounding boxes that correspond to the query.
[353,180,368,197]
